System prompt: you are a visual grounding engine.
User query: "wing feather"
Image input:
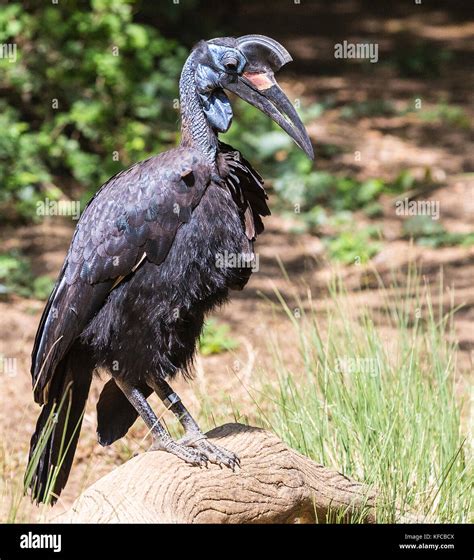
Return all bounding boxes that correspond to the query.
[31,147,209,404]
[217,141,270,239]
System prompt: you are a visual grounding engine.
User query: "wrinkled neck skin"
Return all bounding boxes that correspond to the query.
[179,52,219,164]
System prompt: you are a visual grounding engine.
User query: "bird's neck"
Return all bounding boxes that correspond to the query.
[179,55,218,164]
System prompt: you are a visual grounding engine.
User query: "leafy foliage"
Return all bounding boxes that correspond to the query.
[418,103,470,129]
[389,40,453,77]
[0,251,54,299]
[402,216,474,248]
[1,2,471,271]
[325,225,382,264]
[340,99,397,119]
[0,0,186,221]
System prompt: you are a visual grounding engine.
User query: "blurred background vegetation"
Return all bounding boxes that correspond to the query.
[0,0,472,297]
[0,0,187,221]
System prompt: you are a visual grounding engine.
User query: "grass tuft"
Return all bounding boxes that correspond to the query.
[261,267,472,522]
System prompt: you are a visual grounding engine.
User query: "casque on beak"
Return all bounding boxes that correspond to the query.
[224,34,314,160]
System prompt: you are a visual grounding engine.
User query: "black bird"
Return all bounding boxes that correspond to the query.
[27,35,314,503]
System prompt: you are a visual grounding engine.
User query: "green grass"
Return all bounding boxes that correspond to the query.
[1,385,80,522]
[259,268,472,523]
[2,269,471,524]
[199,319,239,356]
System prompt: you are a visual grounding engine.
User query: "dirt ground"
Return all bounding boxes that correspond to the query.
[0,2,472,520]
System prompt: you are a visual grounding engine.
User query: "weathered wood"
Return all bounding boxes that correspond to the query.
[59,423,394,523]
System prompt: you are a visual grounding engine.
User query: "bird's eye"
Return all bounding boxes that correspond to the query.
[224,59,238,73]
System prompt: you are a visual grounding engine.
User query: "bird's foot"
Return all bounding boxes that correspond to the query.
[149,438,208,467]
[177,433,240,470]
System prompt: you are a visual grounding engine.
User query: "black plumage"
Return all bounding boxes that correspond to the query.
[27,35,312,503]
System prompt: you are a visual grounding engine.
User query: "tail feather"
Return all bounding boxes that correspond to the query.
[97,379,152,446]
[26,348,92,504]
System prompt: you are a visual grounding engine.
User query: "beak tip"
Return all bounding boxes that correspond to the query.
[299,138,314,160]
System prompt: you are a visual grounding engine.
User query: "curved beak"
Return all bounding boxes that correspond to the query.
[225,71,314,159]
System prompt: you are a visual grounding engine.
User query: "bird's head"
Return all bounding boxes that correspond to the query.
[191,35,314,159]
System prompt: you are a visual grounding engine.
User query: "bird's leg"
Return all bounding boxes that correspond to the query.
[114,379,208,466]
[151,378,240,469]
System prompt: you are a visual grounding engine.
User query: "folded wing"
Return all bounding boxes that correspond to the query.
[31,149,209,404]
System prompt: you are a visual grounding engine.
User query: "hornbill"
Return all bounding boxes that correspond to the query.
[27,35,314,503]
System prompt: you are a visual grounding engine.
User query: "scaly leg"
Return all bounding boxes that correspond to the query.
[151,378,240,469]
[115,379,208,466]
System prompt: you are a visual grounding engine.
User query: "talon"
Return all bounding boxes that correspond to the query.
[183,437,240,470]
